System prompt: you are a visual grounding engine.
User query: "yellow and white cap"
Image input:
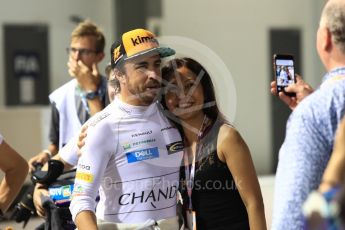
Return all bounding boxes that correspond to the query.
[111,28,175,67]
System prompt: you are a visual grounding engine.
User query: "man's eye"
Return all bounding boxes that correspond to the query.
[136,65,146,69]
[79,49,87,55]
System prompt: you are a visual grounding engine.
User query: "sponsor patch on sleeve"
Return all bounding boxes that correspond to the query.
[88,111,111,127]
[72,183,86,198]
[166,141,184,155]
[75,172,94,183]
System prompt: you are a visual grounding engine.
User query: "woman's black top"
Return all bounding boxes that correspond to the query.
[180,119,249,230]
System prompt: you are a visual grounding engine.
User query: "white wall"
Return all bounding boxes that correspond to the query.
[0,107,50,161]
[0,0,115,106]
[160,0,326,174]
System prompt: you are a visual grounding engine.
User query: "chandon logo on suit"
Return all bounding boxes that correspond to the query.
[118,185,177,208]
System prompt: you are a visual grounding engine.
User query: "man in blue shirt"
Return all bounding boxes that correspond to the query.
[271,0,345,229]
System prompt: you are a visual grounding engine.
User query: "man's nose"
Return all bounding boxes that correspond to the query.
[147,69,161,81]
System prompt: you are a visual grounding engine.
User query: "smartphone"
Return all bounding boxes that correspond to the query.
[273,54,296,97]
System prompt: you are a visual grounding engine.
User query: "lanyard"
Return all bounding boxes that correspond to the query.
[184,147,196,210]
[183,115,209,210]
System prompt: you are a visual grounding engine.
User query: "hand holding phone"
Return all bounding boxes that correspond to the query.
[273,54,296,97]
[271,74,314,110]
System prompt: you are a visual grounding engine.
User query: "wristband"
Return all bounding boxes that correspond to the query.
[42,149,52,158]
[84,90,99,100]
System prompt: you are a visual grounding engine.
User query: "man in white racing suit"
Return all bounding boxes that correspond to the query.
[69,29,184,230]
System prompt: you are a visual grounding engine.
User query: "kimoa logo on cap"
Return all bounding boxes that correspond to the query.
[131,35,158,46]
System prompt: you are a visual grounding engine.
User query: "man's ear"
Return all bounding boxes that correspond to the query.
[114,68,126,84]
[323,27,333,52]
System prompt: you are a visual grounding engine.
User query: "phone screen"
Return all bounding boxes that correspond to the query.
[274,57,295,95]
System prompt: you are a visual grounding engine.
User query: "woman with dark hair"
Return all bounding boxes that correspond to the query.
[161,58,266,230]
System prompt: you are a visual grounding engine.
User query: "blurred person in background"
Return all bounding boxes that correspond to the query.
[28,20,107,172]
[0,133,28,214]
[32,62,119,218]
[104,62,120,101]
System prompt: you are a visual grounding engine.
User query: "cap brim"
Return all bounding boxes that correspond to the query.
[156,47,176,58]
[124,47,175,61]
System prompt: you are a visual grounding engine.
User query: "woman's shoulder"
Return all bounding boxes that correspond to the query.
[217,124,248,157]
[218,123,239,141]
